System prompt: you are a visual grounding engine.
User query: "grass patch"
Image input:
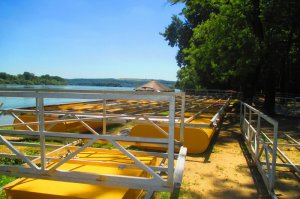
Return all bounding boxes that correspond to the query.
[0,175,15,199]
[18,138,39,143]
[0,175,15,186]
[260,134,268,142]
[0,157,23,165]
[91,143,116,149]
[0,158,19,199]
[158,111,169,116]
[19,138,64,144]
[155,190,205,199]
[24,147,40,156]
[76,142,116,149]
[156,192,170,199]
[0,127,13,130]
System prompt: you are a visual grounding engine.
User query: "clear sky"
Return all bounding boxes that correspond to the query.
[0,0,183,81]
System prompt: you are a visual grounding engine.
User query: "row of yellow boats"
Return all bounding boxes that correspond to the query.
[3,95,230,199]
[13,97,228,154]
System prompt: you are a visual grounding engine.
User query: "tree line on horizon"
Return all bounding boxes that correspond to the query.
[162,0,300,114]
[0,72,176,88]
[67,78,175,88]
[0,72,67,85]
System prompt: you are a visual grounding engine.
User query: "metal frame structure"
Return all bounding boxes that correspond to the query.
[240,102,300,183]
[182,95,230,128]
[254,92,300,116]
[262,132,300,175]
[275,96,300,116]
[240,102,278,198]
[0,89,188,198]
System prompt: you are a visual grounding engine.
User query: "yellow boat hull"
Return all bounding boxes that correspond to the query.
[130,124,215,154]
[4,149,157,199]
[14,115,105,133]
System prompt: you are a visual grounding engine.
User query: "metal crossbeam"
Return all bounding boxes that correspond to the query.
[240,102,281,197]
[0,135,39,170]
[0,89,188,196]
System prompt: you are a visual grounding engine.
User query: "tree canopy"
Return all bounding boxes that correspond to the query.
[162,0,300,114]
[0,72,67,85]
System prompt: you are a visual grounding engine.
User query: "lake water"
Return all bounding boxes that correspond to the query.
[0,85,135,125]
[0,85,135,109]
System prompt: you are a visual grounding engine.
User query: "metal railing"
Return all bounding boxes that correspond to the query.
[240,102,278,197]
[275,96,300,116]
[0,88,187,198]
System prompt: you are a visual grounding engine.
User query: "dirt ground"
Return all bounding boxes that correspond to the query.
[154,110,299,199]
[175,113,269,199]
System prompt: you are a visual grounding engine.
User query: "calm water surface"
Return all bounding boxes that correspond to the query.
[0,85,134,124]
[0,85,134,108]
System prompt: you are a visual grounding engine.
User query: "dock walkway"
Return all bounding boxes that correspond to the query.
[154,110,271,198]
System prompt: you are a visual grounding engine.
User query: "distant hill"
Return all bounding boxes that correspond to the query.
[0,72,67,85]
[66,78,176,88]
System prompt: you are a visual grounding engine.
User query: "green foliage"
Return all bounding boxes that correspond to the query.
[158,111,169,116]
[91,143,116,149]
[185,1,261,89]
[0,175,15,199]
[0,175,15,187]
[0,72,67,85]
[0,127,13,130]
[76,141,116,149]
[162,0,300,114]
[155,190,204,199]
[24,147,40,156]
[176,65,200,90]
[157,192,170,199]
[0,157,23,165]
[0,157,22,198]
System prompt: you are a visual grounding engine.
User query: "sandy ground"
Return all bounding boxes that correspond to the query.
[154,109,299,199]
[175,113,270,199]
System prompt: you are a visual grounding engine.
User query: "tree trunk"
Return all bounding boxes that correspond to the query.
[263,70,276,115]
[264,89,275,115]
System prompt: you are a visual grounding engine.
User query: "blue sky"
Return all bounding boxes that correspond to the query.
[0,0,183,81]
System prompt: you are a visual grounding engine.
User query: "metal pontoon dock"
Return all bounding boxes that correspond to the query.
[0,88,230,198]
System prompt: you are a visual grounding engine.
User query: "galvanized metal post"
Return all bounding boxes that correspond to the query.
[248,108,252,142]
[37,94,46,171]
[0,89,189,194]
[35,91,39,130]
[180,93,185,145]
[103,100,106,134]
[240,101,242,127]
[243,104,246,135]
[270,121,278,191]
[255,112,261,162]
[167,96,175,186]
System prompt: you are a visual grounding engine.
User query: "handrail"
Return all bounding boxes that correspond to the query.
[240,101,278,198]
[0,89,187,198]
[0,88,184,96]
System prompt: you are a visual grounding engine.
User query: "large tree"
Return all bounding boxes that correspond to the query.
[162,0,300,114]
